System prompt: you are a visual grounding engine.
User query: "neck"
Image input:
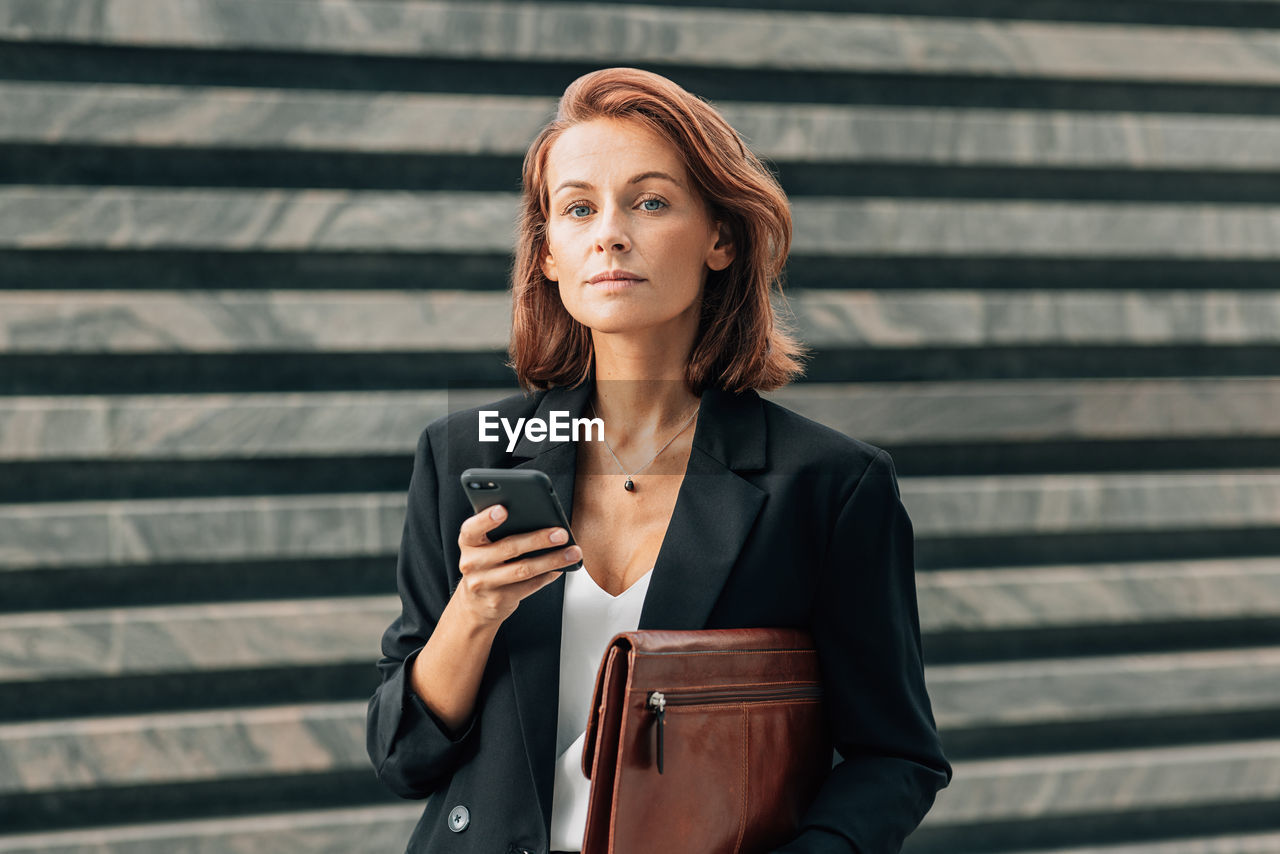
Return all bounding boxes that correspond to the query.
[588,329,701,448]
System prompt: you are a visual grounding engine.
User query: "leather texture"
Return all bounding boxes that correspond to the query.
[581,628,832,854]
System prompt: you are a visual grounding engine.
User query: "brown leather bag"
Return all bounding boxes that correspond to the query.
[580,628,834,854]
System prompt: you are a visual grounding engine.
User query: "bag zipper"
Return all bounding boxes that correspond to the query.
[645,685,822,774]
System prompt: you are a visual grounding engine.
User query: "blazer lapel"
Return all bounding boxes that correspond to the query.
[499,380,768,839]
[637,386,767,631]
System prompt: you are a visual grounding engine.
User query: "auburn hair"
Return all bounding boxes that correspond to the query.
[508,67,807,394]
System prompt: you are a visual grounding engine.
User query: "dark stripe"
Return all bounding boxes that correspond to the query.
[2,45,1280,115]
[530,0,1280,28]
[11,146,1280,206]
[0,772,399,834]
[7,436,1280,505]
[3,347,1279,394]
[0,664,381,724]
[942,707,1280,761]
[0,249,513,291]
[1,555,397,613]
[917,527,1280,570]
[927,617,1280,666]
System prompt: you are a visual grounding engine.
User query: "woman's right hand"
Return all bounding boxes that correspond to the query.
[454,505,582,628]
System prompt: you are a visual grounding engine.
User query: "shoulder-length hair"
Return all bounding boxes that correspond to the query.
[509,66,807,395]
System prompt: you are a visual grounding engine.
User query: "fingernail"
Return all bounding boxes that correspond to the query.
[564,547,581,561]
[549,528,568,544]
[490,506,506,520]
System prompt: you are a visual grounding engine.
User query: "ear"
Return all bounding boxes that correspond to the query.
[706,220,735,272]
[540,244,560,282]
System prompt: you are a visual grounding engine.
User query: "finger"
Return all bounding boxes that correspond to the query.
[492,526,573,564]
[500,546,582,586]
[504,562,569,603]
[458,504,509,548]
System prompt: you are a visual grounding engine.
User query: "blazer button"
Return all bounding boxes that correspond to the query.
[447,804,470,832]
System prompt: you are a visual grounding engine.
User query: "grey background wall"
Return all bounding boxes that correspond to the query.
[1,0,1280,852]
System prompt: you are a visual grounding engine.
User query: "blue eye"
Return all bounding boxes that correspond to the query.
[563,197,666,218]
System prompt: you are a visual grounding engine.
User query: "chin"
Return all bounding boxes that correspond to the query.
[564,297,700,337]
[576,316,650,335]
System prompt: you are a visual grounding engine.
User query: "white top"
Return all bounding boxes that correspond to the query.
[548,563,655,852]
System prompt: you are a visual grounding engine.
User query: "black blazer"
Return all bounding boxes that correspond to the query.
[367,379,953,854]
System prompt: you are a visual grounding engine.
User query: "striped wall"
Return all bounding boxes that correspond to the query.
[1,1,1279,851]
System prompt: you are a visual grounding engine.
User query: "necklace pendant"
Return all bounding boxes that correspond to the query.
[624,478,635,492]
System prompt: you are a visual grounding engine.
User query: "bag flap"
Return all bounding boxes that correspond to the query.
[581,632,635,779]
[626,627,814,655]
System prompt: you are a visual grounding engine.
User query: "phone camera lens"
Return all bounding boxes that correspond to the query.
[468,481,480,489]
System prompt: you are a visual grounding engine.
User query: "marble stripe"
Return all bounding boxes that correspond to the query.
[6,555,1275,644]
[790,290,1280,346]
[0,83,559,155]
[11,81,1280,172]
[4,1,1280,85]
[14,708,1270,824]
[790,198,1280,258]
[902,470,1280,537]
[919,557,1280,631]
[0,596,399,682]
[766,379,1280,443]
[2,290,1279,353]
[925,739,1280,823]
[9,188,1280,257]
[2,473,1278,569]
[0,390,494,461]
[0,291,512,352]
[16,582,1280,683]
[724,102,1280,170]
[4,379,1275,461]
[0,702,367,793]
[927,646,1280,729]
[0,188,512,252]
[0,805,421,854]
[29,598,1271,727]
[3,634,1279,801]
[0,493,407,570]
[3,554,1278,642]
[2,559,1277,677]
[2,699,1278,822]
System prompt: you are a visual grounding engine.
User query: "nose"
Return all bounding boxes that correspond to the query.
[592,203,631,254]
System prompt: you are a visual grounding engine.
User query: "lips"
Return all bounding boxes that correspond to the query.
[588,269,645,284]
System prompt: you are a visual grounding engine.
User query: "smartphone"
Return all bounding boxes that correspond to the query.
[460,468,582,570]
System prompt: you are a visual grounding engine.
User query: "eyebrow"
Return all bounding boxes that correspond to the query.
[552,171,682,196]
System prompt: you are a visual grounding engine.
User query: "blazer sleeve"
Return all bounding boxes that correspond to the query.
[366,424,481,799]
[772,449,953,853]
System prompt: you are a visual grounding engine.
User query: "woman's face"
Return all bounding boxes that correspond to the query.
[539,117,734,341]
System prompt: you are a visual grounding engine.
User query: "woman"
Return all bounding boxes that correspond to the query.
[367,67,952,854]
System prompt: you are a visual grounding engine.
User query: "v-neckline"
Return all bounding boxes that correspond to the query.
[583,566,654,600]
